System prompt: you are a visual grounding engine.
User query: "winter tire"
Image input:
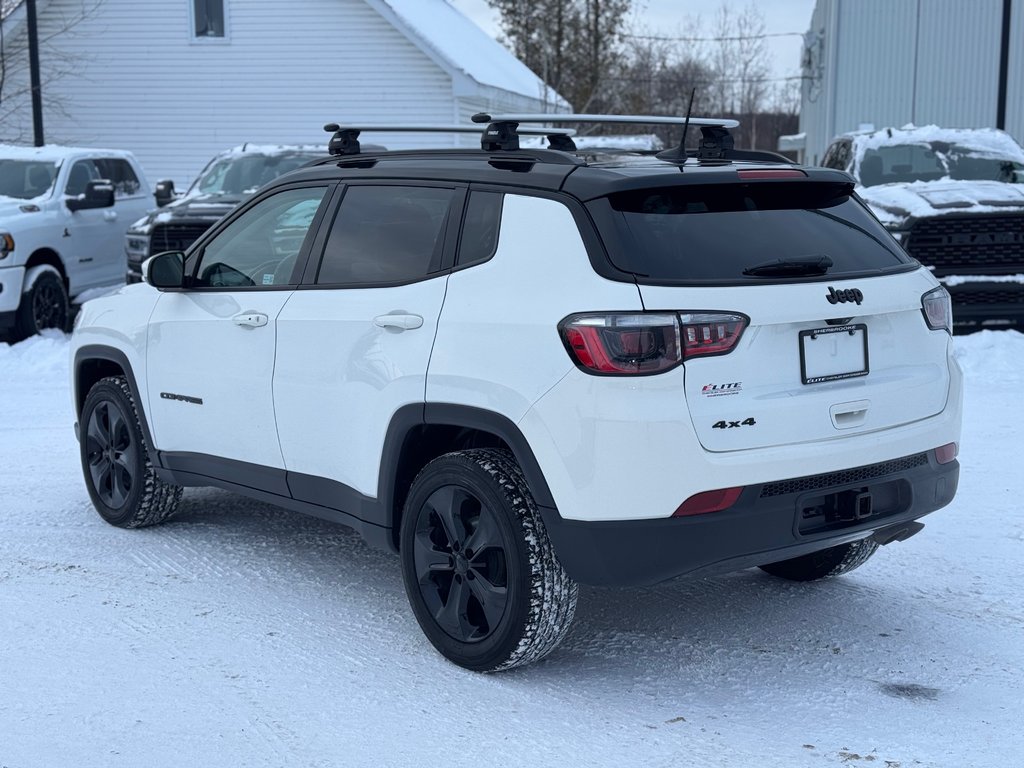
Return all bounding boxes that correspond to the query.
[15,270,69,338]
[80,375,182,528]
[758,538,879,581]
[400,448,578,672]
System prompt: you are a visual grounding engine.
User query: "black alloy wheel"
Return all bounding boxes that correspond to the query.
[400,449,578,672]
[32,276,67,330]
[412,484,510,643]
[79,376,182,528]
[85,397,138,510]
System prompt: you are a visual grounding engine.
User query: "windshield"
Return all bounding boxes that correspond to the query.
[189,152,320,196]
[0,160,58,200]
[858,142,1024,187]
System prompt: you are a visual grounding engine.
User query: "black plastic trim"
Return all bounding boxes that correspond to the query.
[538,454,959,587]
[73,345,159,465]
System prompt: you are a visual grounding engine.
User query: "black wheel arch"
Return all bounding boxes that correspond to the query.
[74,345,158,463]
[380,403,557,551]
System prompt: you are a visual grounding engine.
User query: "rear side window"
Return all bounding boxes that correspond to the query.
[316,185,454,286]
[457,191,503,266]
[93,158,142,197]
[589,182,913,284]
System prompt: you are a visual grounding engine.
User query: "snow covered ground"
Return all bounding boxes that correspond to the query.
[1,331,1021,768]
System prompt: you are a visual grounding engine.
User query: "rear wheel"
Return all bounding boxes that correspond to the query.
[400,448,578,672]
[15,270,69,338]
[759,538,879,581]
[80,376,182,528]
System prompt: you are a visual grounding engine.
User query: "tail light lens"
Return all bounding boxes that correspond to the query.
[922,286,952,334]
[559,312,747,375]
[673,486,744,516]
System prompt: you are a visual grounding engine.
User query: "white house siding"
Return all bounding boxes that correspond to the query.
[799,0,1022,164]
[1,0,551,185]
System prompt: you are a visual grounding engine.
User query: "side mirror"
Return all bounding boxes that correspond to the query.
[144,250,186,289]
[66,179,115,212]
[154,179,176,207]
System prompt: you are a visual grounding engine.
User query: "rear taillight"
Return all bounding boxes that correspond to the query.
[559,312,748,375]
[922,286,952,334]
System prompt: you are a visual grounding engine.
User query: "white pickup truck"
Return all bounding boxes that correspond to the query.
[0,144,153,339]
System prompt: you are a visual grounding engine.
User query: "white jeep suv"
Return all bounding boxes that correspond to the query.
[1,144,152,338]
[70,116,963,671]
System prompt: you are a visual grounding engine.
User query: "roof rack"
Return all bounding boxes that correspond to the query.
[323,123,576,156]
[470,112,755,162]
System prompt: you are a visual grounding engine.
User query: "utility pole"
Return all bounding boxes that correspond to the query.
[27,0,45,146]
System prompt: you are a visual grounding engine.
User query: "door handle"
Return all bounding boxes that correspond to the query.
[374,313,423,331]
[103,210,118,222]
[232,312,269,328]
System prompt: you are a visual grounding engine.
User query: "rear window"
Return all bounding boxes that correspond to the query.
[589,182,914,284]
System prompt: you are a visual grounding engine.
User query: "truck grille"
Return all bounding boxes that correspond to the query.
[946,283,1024,306]
[149,223,213,256]
[904,214,1024,275]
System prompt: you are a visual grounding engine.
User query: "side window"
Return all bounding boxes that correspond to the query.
[834,141,852,171]
[65,160,99,196]
[193,186,328,288]
[457,191,503,267]
[316,185,455,286]
[193,0,226,37]
[93,158,141,197]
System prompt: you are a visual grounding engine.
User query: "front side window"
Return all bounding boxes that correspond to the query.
[193,0,226,38]
[65,160,100,196]
[193,186,328,288]
[93,158,141,197]
[316,185,455,286]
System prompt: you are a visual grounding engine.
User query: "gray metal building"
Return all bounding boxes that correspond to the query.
[792,0,1023,164]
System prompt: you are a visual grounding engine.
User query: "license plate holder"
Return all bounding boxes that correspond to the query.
[799,324,869,385]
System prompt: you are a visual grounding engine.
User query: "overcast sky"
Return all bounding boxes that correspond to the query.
[448,0,818,82]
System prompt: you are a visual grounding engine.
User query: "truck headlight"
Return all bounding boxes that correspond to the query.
[125,233,150,261]
[0,233,13,259]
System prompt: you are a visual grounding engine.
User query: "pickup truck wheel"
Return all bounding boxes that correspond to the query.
[15,270,69,337]
[80,376,182,528]
[759,538,879,581]
[400,448,578,672]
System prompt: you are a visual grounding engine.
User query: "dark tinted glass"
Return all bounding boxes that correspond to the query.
[591,182,912,283]
[93,158,141,197]
[457,191,503,266]
[317,186,454,285]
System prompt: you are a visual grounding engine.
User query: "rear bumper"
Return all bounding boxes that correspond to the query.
[540,451,959,586]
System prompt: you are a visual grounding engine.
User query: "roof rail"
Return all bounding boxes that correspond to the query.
[323,123,575,156]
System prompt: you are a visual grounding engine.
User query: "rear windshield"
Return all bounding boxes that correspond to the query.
[589,182,914,284]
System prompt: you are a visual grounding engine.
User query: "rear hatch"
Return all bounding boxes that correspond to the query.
[587,175,953,452]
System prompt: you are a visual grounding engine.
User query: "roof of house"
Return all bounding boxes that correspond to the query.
[369,0,568,108]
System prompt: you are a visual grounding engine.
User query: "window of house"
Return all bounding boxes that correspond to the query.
[193,0,226,38]
[315,186,455,286]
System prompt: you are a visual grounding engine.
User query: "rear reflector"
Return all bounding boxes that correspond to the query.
[673,486,744,516]
[935,443,958,464]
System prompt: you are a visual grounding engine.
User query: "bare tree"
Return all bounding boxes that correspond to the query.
[1,1,102,142]
[486,0,633,112]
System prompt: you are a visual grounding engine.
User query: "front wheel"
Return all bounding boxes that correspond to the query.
[80,376,182,528]
[400,448,578,672]
[759,538,879,582]
[15,270,69,338]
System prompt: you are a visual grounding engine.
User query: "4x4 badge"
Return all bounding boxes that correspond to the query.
[826,286,864,305]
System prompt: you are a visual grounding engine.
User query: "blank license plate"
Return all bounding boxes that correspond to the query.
[800,324,869,384]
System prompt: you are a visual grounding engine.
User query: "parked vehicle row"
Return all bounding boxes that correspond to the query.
[0,142,329,340]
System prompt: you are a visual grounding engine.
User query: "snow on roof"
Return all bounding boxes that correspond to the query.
[371,0,568,108]
[0,143,134,162]
[1,0,22,22]
[850,124,1024,166]
[520,134,665,151]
